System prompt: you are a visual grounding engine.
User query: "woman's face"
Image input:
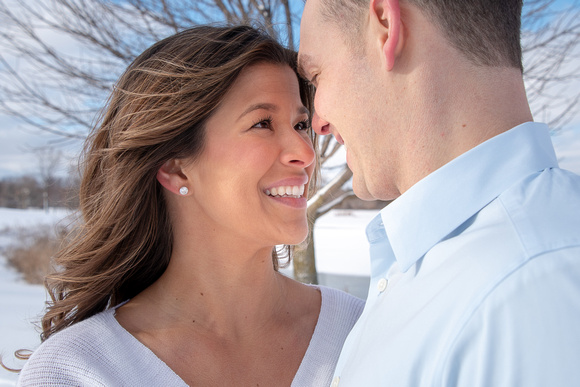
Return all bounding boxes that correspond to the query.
[183,62,315,248]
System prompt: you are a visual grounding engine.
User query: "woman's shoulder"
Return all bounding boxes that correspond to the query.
[30,308,120,357]
[290,286,364,386]
[18,306,187,387]
[317,285,365,323]
[17,308,125,386]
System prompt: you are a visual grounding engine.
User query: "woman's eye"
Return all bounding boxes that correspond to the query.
[252,118,273,129]
[295,120,310,131]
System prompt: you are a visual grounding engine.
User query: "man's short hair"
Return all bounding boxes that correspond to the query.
[318,0,524,72]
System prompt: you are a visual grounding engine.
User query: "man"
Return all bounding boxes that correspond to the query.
[298,0,580,385]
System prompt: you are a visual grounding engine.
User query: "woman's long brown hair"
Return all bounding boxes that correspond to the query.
[39,25,315,342]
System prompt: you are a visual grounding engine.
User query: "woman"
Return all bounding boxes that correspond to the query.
[16,25,363,386]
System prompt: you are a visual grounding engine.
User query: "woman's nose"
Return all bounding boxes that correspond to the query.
[281,130,316,169]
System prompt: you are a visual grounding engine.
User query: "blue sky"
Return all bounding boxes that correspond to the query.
[0,115,80,178]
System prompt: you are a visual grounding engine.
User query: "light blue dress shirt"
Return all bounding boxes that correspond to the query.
[332,122,580,386]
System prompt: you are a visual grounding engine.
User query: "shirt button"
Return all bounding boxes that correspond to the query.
[378,278,388,292]
[331,376,340,387]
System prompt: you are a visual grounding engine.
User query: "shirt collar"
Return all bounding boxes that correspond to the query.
[378,122,558,273]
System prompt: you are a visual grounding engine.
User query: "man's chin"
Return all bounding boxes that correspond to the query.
[353,179,400,202]
[352,181,377,201]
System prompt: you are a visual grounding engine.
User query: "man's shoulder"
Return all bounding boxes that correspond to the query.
[497,166,580,256]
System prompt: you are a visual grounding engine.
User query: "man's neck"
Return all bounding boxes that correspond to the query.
[395,63,533,194]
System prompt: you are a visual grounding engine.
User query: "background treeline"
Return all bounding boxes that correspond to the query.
[0,174,79,209]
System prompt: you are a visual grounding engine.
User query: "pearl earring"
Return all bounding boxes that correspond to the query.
[179,186,189,195]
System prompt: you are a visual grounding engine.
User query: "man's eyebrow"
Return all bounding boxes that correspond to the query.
[297,53,313,80]
[238,103,310,120]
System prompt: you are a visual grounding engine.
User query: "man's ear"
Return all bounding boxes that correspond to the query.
[156,159,190,196]
[369,0,402,71]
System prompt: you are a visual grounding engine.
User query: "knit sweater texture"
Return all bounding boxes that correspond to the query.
[18,285,364,386]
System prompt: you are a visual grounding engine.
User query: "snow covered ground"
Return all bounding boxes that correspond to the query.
[0,208,72,385]
[0,266,46,385]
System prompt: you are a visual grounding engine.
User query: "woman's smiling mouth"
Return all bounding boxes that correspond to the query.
[265,184,305,198]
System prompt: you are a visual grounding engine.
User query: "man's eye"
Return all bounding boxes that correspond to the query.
[310,74,319,87]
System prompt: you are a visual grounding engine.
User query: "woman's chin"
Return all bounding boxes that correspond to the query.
[282,229,310,246]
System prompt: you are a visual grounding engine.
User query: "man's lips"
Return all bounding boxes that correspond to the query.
[333,131,345,145]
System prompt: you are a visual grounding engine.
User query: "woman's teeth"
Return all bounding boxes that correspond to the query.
[266,185,305,198]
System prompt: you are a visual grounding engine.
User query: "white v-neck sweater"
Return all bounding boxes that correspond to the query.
[18,286,364,387]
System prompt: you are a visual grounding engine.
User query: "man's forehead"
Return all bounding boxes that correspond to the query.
[299,0,319,39]
[298,0,325,78]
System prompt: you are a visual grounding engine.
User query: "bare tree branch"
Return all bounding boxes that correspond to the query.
[280,0,294,51]
[522,0,580,129]
[308,166,353,219]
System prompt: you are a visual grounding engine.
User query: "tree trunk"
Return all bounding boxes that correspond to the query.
[293,166,353,284]
[293,218,318,284]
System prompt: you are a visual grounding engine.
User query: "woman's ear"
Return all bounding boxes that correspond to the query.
[370,0,402,71]
[156,159,190,196]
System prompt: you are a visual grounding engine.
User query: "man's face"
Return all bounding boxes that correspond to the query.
[299,0,402,201]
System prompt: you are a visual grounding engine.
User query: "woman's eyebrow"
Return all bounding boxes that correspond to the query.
[238,103,278,120]
[238,103,309,121]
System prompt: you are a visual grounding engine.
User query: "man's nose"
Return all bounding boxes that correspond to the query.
[311,111,331,135]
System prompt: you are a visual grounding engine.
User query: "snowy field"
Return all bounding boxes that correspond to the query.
[0,208,72,385]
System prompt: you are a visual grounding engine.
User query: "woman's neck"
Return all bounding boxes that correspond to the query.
[121,241,293,339]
